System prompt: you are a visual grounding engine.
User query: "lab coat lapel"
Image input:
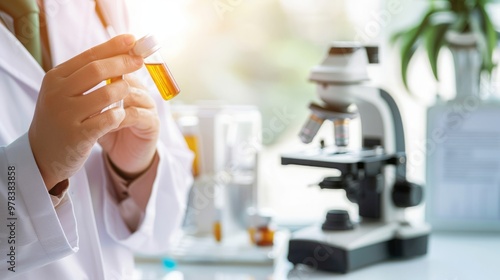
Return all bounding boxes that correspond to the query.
[0,24,44,98]
[44,0,96,66]
[95,0,130,34]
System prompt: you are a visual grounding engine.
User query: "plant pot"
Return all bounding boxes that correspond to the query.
[445,31,481,100]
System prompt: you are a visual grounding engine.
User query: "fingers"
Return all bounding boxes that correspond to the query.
[81,84,158,136]
[54,34,136,77]
[75,80,131,121]
[117,107,158,132]
[65,54,143,95]
[48,34,143,96]
[123,87,156,109]
[81,107,126,140]
[114,89,159,133]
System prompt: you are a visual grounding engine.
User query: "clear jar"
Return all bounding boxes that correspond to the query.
[132,35,180,101]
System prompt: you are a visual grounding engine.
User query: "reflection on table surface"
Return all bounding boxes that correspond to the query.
[134,232,500,280]
[134,262,275,280]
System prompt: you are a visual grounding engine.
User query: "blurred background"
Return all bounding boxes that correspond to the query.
[125,0,500,226]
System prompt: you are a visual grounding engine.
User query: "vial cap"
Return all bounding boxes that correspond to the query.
[249,212,272,228]
[132,34,161,58]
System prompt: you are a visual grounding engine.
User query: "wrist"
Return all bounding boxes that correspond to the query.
[29,129,63,190]
[106,150,157,181]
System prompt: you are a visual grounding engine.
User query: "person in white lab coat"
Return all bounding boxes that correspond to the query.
[0,0,192,279]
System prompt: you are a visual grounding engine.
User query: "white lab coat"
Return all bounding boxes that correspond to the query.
[0,0,192,279]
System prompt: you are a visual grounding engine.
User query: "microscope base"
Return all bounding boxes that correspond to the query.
[287,229,429,273]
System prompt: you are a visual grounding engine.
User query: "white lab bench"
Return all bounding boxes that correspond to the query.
[134,232,500,280]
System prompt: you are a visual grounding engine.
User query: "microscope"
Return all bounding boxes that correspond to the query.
[281,43,430,273]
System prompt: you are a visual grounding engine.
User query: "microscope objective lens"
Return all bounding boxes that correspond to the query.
[334,119,350,147]
[299,114,324,144]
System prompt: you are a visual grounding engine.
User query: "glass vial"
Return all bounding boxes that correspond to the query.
[248,212,275,246]
[177,116,201,177]
[132,35,180,101]
[213,209,222,243]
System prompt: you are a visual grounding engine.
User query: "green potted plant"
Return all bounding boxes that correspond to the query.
[391,0,498,94]
[392,1,500,232]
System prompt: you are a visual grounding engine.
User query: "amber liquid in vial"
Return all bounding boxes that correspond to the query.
[213,221,222,243]
[145,63,180,101]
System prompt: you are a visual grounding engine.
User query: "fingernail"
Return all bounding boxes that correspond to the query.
[124,35,135,46]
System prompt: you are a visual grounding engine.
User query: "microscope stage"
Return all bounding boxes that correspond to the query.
[281,147,393,172]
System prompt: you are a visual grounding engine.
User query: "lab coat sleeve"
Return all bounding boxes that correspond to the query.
[101,83,194,254]
[0,133,78,279]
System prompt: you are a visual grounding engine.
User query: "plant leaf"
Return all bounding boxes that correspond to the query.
[401,41,418,91]
[478,5,497,73]
[398,9,439,90]
[390,30,406,45]
[469,11,494,74]
[425,22,449,80]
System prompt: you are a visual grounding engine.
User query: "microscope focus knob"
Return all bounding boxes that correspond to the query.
[392,180,424,208]
[322,210,354,231]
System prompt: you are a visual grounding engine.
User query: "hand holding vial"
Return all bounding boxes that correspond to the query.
[28,35,143,189]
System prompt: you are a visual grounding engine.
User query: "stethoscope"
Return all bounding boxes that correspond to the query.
[95,0,116,38]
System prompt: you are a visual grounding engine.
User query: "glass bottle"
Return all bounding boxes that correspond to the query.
[248,211,275,246]
[426,32,500,231]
